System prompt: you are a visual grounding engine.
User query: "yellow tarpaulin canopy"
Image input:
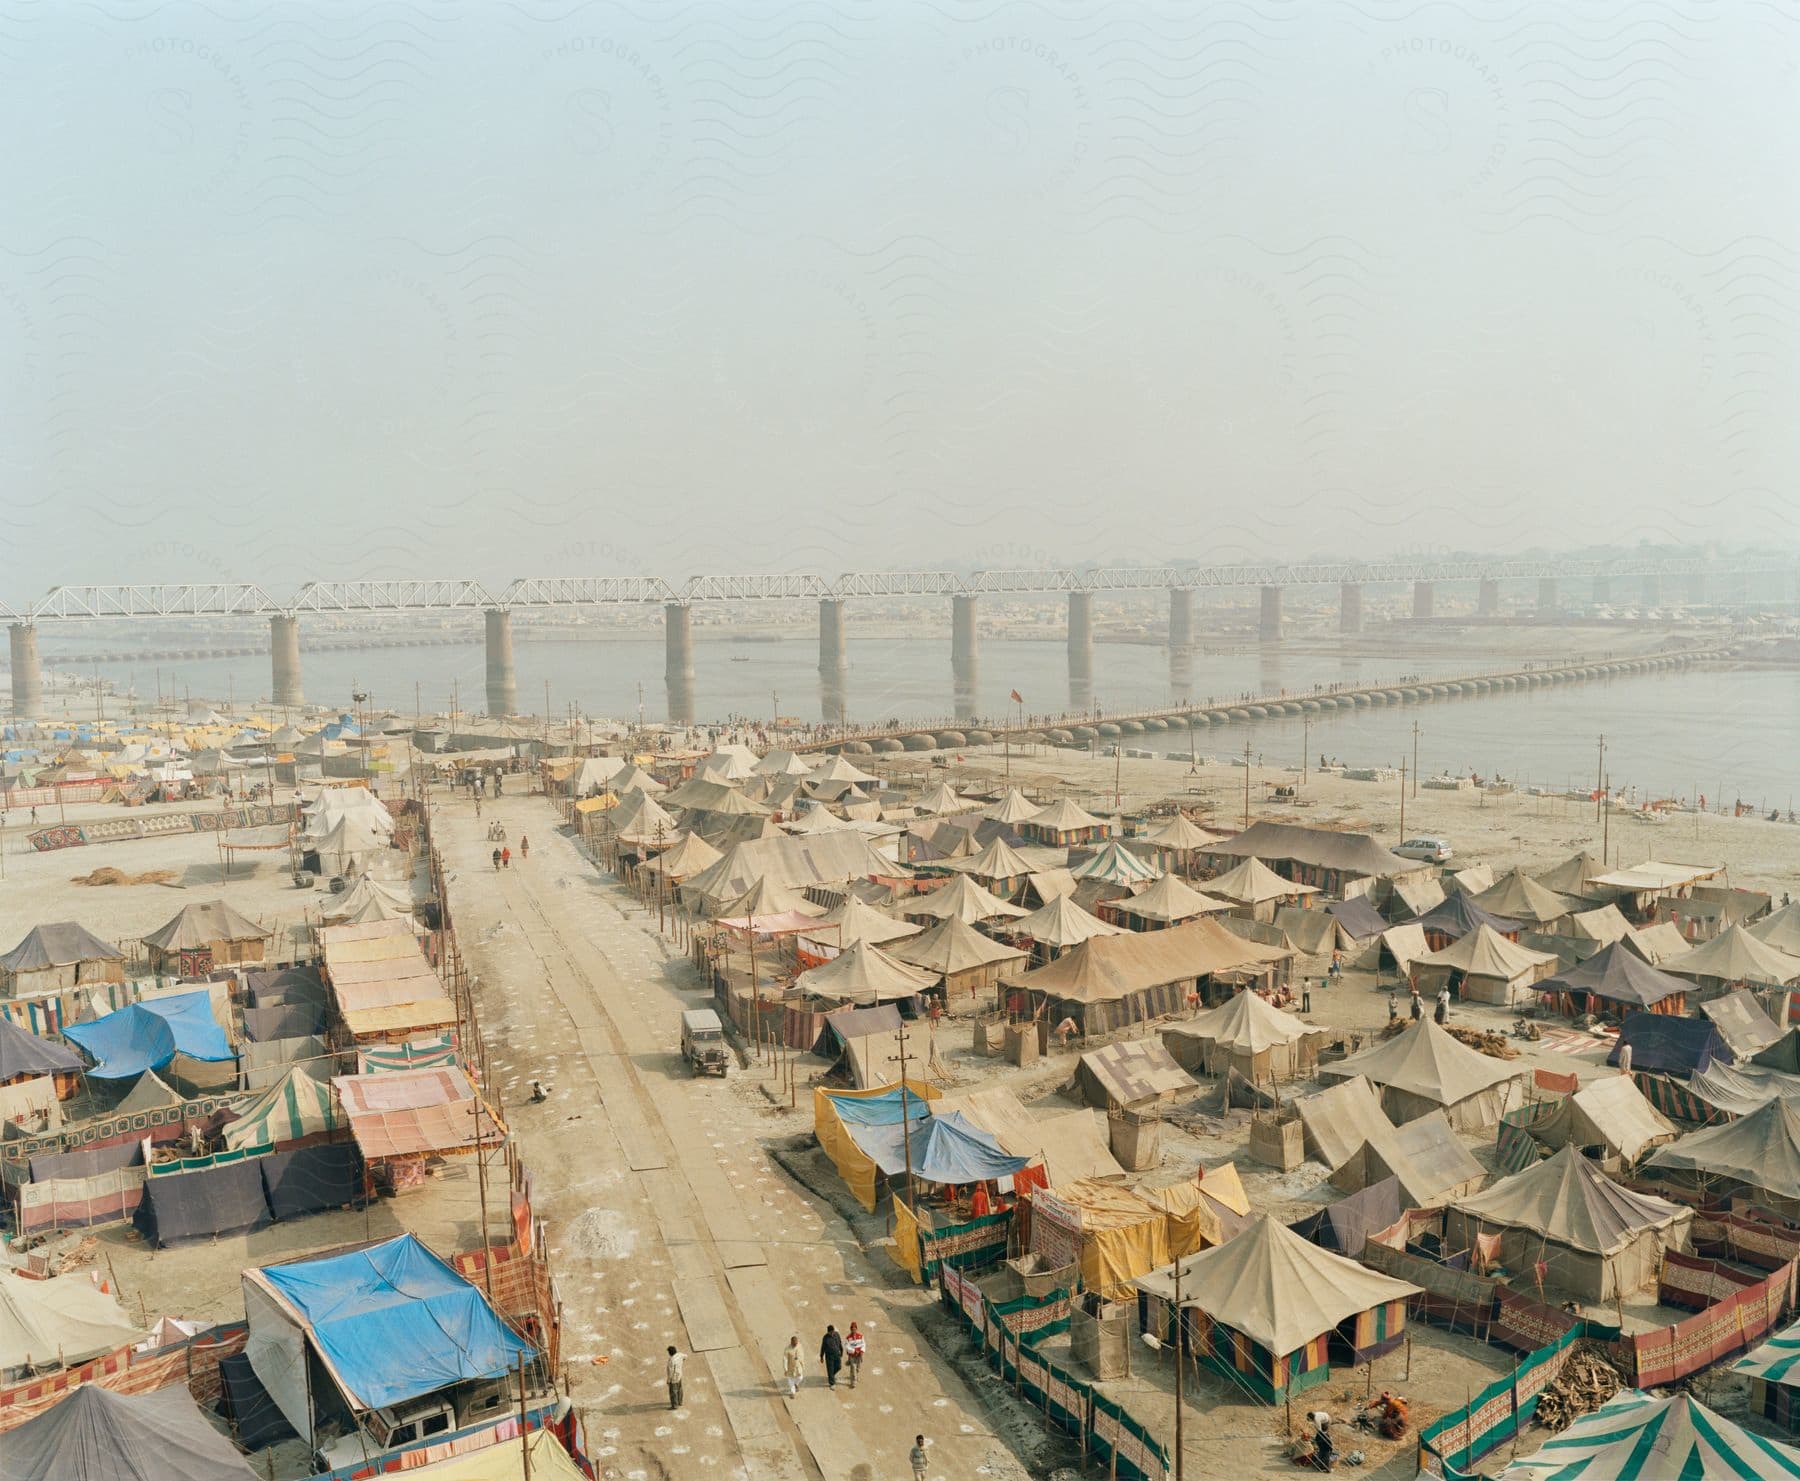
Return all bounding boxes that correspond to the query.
[574,794,619,814]
[403,1429,587,1480]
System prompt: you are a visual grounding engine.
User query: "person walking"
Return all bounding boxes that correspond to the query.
[491,847,501,872]
[1409,989,1422,1022]
[1435,986,1450,1025]
[910,1435,929,1480]
[844,1322,865,1387]
[520,834,529,861]
[665,1346,685,1410]
[501,846,511,870]
[782,1335,804,1397]
[819,1324,844,1389]
[1329,949,1342,981]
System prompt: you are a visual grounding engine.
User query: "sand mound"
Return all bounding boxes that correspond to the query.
[71,867,178,887]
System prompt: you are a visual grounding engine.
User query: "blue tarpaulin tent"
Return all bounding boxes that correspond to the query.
[822,1085,933,1127]
[63,990,234,1079]
[845,1110,1032,1184]
[246,1234,534,1424]
[1609,1012,1729,1076]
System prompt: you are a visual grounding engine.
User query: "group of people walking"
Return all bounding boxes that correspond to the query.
[784,1321,865,1394]
[490,835,528,870]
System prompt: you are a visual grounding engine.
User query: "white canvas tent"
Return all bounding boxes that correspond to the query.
[1319,1019,1526,1130]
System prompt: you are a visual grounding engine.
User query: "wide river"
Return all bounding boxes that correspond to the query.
[39,633,1800,811]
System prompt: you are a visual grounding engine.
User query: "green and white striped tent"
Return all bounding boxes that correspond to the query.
[1500,1390,1800,1479]
[1735,1318,1800,1433]
[357,1035,457,1075]
[223,1065,342,1151]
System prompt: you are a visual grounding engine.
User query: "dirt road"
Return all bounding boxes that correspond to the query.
[446,793,1029,1481]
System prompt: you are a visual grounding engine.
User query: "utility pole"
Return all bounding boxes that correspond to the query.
[892,1018,918,1213]
[1174,1254,1185,1480]
[1399,760,1407,841]
[1411,720,1420,797]
[1242,739,1252,829]
[1602,771,1611,865]
[1595,735,1606,823]
[1301,713,1309,791]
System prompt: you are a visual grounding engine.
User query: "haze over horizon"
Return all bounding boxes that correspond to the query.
[3,2,1796,596]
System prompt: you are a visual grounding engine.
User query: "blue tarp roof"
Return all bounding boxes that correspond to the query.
[1610,1012,1729,1076]
[63,990,234,1079]
[845,1110,1032,1184]
[258,1234,534,1411]
[823,1086,933,1127]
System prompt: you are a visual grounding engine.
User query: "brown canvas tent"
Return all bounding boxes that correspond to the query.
[1296,1075,1395,1168]
[1471,868,1578,927]
[0,922,125,998]
[1204,856,1320,921]
[902,873,1028,925]
[793,939,937,1007]
[1135,1215,1419,1401]
[887,915,1025,1007]
[1103,872,1231,930]
[1161,990,1326,1082]
[1002,894,1123,961]
[1414,923,1558,1005]
[1701,989,1784,1061]
[1665,925,1800,991]
[1644,1097,1800,1215]
[1319,1019,1526,1130]
[142,900,270,974]
[1519,1074,1677,1164]
[1205,821,1423,893]
[1751,901,1800,956]
[1328,1109,1486,1207]
[1070,1037,1196,1112]
[931,1088,1125,1184]
[1447,1144,1691,1300]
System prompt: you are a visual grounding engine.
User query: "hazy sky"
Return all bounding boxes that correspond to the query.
[2,1,1796,598]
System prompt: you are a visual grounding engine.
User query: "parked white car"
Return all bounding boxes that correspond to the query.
[1395,836,1454,862]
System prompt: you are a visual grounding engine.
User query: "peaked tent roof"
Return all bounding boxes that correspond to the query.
[1074,1037,1197,1108]
[794,938,938,1006]
[907,873,1028,923]
[982,787,1041,824]
[1141,813,1226,851]
[1685,1060,1800,1120]
[914,782,970,815]
[1208,821,1419,878]
[1453,1144,1687,1253]
[1531,850,1608,897]
[1114,872,1232,924]
[810,893,921,948]
[1751,901,1800,956]
[613,796,681,845]
[1167,990,1320,1057]
[1664,924,1800,987]
[1540,940,1692,1009]
[1564,904,1635,945]
[1070,839,1160,885]
[1498,1389,1800,1481]
[888,914,1027,976]
[753,748,814,777]
[1417,922,1558,979]
[786,806,854,835]
[1325,894,1390,941]
[696,744,759,781]
[1296,1075,1395,1169]
[142,899,270,951]
[718,875,824,921]
[1335,1109,1488,1208]
[1609,1012,1729,1075]
[1526,1075,1678,1164]
[1320,1018,1522,1107]
[1410,893,1523,940]
[640,830,723,880]
[1028,797,1106,833]
[1471,868,1579,925]
[1136,1215,1420,1355]
[0,921,125,973]
[844,1108,1032,1183]
[1735,1316,1800,1390]
[1204,855,1320,906]
[224,1064,343,1150]
[1645,1097,1800,1203]
[1008,893,1124,947]
[953,835,1042,882]
[603,762,664,795]
[114,1068,183,1113]
[0,1015,82,1080]
[0,1267,147,1371]
[1017,918,1291,1004]
[4,1382,258,1481]
[811,753,878,785]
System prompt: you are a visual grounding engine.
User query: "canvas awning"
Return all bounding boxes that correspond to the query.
[1453,1145,1688,1255]
[63,990,233,1079]
[0,1268,146,1371]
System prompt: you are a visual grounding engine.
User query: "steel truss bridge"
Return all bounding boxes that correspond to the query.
[4,554,1793,621]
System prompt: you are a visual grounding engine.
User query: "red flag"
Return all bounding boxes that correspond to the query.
[1009,689,1023,703]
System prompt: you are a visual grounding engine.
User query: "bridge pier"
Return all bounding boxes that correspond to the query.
[1167,588,1194,701]
[1592,576,1611,607]
[1477,579,1499,617]
[1258,586,1282,641]
[484,609,518,716]
[270,614,303,708]
[664,602,694,727]
[1338,583,1362,634]
[1068,591,1094,710]
[818,598,847,725]
[1412,580,1434,620]
[1537,578,1558,616]
[951,594,979,722]
[1641,574,1662,608]
[8,622,42,719]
